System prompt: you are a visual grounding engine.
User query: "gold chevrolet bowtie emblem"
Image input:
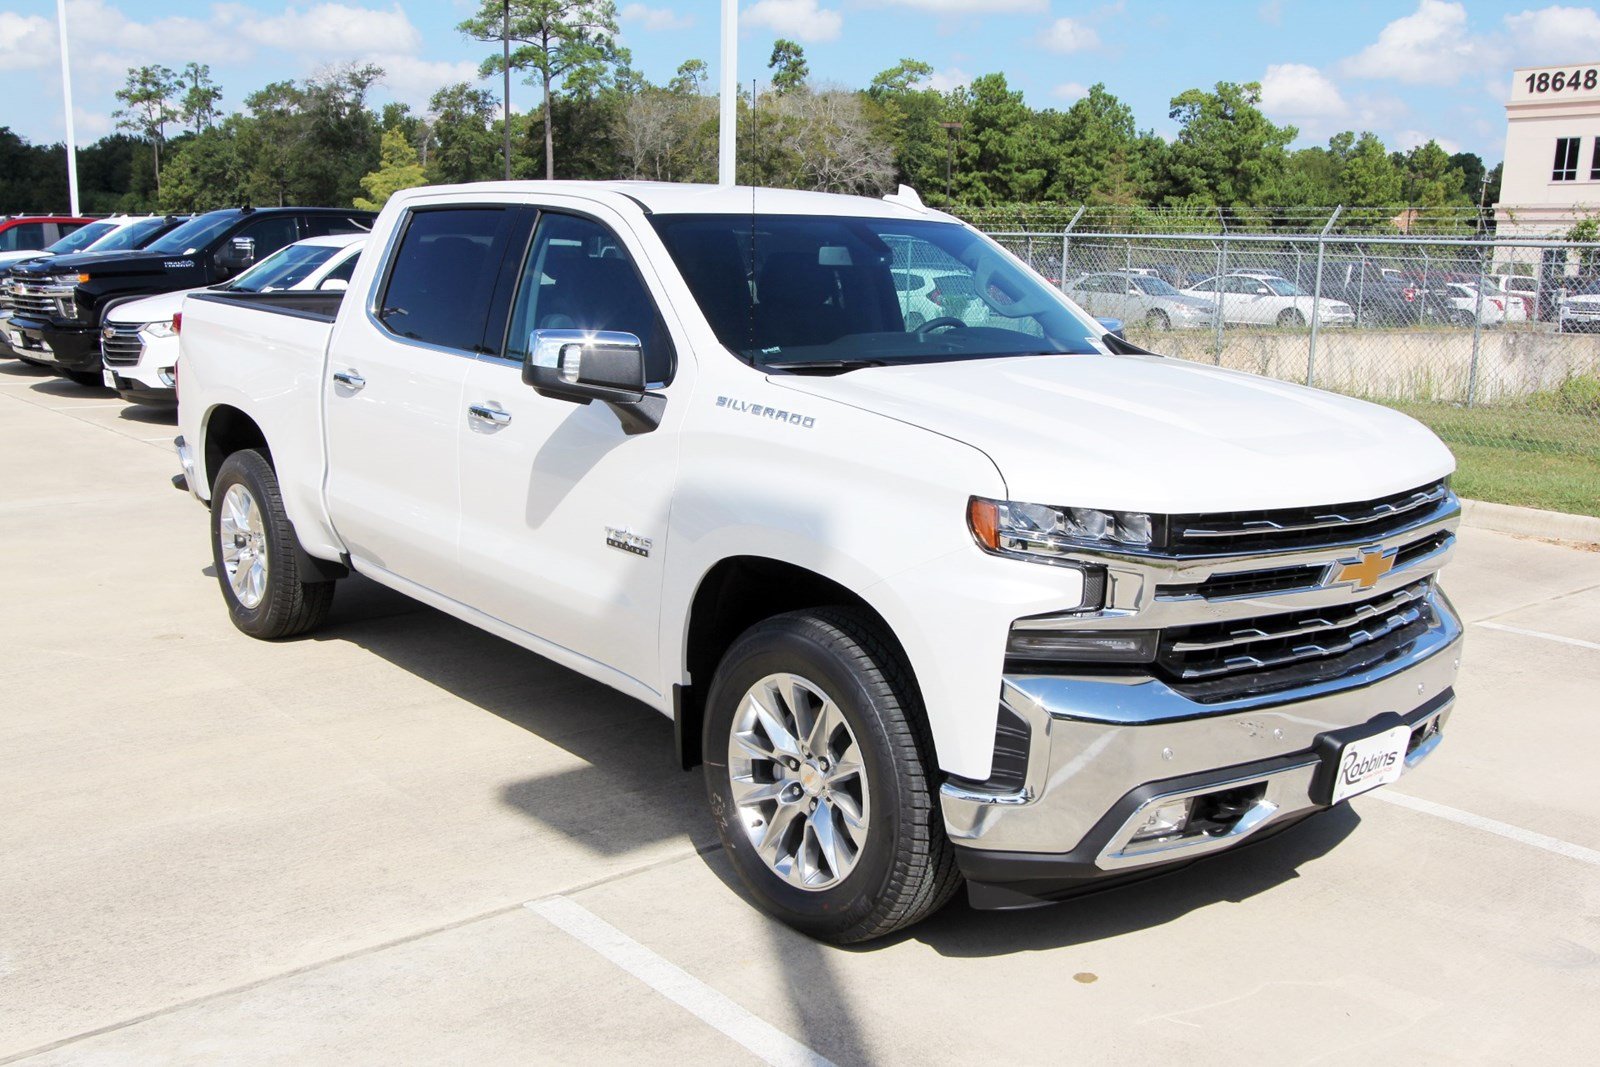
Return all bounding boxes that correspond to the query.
[1330,546,1398,590]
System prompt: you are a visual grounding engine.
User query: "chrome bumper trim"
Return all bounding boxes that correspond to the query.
[941,589,1462,859]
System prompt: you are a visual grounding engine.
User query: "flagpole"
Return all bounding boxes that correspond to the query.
[57,0,80,214]
[718,0,736,185]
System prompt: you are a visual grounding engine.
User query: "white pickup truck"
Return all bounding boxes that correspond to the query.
[175,182,1463,942]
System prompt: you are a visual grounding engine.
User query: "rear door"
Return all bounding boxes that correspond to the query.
[323,203,525,592]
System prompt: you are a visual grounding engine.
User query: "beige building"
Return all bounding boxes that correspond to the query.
[1495,61,1600,254]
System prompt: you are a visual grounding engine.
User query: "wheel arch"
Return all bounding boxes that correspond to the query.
[674,555,921,772]
[201,403,271,493]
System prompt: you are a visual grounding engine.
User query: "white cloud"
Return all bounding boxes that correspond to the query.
[1341,0,1485,86]
[1040,17,1101,53]
[370,55,482,105]
[620,5,694,32]
[1394,129,1461,153]
[231,3,422,56]
[875,1,1046,11]
[744,0,843,43]
[0,13,54,71]
[73,105,114,140]
[1259,63,1349,121]
[1054,81,1089,101]
[70,0,245,62]
[927,67,970,92]
[1501,6,1600,64]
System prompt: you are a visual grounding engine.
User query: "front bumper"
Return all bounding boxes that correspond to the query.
[8,317,98,372]
[947,559,1465,908]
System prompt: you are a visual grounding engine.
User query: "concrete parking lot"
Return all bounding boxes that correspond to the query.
[3,357,1599,1065]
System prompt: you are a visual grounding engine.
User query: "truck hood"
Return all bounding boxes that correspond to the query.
[770,353,1454,514]
[12,249,192,279]
[105,287,194,324]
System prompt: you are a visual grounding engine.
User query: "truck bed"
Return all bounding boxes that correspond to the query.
[186,289,345,322]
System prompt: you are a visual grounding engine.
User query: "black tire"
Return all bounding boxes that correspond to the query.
[1276,308,1305,328]
[1145,309,1170,330]
[65,369,103,387]
[209,449,335,640]
[703,607,960,943]
[1448,310,1474,327]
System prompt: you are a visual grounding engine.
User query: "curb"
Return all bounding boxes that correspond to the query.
[1460,498,1600,546]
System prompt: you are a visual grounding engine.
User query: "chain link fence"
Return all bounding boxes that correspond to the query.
[975,218,1600,516]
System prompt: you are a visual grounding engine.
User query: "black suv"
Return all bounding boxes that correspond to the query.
[5,206,374,384]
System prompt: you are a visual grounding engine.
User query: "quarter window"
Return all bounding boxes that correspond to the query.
[1553,137,1580,181]
[506,212,674,384]
[379,207,513,353]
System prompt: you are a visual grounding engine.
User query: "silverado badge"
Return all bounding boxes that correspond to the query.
[1328,546,1398,591]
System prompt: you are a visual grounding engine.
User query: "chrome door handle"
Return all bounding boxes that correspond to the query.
[468,403,512,426]
[332,370,366,390]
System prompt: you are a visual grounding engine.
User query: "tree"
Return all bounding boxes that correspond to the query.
[427,83,503,184]
[867,58,932,99]
[114,65,180,196]
[159,122,247,211]
[1402,140,1467,209]
[1044,83,1144,204]
[668,58,708,96]
[949,74,1046,204]
[1338,131,1401,207]
[354,128,427,210]
[768,39,809,96]
[458,0,623,180]
[178,63,223,134]
[1160,81,1295,206]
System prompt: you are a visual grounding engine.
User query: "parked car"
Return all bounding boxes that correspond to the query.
[1482,273,1538,321]
[1183,273,1355,327]
[176,181,1461,943]
[103,233,365,404]
[1557,279,1600,332]
[0,215,92,255]
[4,205,373,384]
[1062,271,1217,329]
[893,270,994,329]
[1439,282,1508,326]
[1,215,189,365]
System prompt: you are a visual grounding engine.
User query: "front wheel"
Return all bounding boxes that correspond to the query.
[1145,309,1170,330]
[1276,308,1306,328]
[210,449,335,639]
[703,608,960,943]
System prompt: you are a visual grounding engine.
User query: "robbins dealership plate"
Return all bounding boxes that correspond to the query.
[1329,724,1411,804]
[103,369,116,388]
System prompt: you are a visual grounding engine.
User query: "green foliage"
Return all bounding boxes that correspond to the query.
[428,83,505,184]
[457,0,623,179]
[159,123,247,211]
[1161,81,1295,206]
[354,128,427,211]
[178,63,224,135]
[114,64,181,194]
[768,39,809,96]
[1338,132,1402,207]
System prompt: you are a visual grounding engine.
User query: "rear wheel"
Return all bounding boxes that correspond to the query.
[704,608,960,943]
[210,449,335,640]
[1145,309,1170,330]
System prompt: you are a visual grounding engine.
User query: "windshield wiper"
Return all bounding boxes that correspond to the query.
[764,358,888,374]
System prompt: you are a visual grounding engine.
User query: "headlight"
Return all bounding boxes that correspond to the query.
[969,497,1155,563]
[141,320,176,338]
[48,274,81,288]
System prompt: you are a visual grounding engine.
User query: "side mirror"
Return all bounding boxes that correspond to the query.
[522,328,663,435]
[1096,317,1125,339]
[216,236,256,275]
[1256,287,1271,296]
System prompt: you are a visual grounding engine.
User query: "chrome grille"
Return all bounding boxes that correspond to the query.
[1157,580,1434,700]
[101,326,145,366]
[7,284,69,319]
[1165,480,1451,556]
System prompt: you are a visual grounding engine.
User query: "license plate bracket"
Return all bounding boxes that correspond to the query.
[1311,713,1411,805]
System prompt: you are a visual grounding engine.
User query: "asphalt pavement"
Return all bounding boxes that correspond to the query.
[3,358,1598,1065]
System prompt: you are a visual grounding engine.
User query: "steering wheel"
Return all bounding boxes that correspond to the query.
[915,316,968,334]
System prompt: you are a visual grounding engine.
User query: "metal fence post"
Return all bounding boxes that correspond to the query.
[1417,250,1430,326]
[1059,205,1085,290]
[1467,241,1487,407]
[1306,206,1341,389]
[1213,230,1227,364]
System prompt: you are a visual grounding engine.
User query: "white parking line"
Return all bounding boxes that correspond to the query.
[1371,790,1600,867]
[1477,621,1600,652]
[527,897,835,1067]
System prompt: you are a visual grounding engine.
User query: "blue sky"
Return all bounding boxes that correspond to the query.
[3,1,1599,163]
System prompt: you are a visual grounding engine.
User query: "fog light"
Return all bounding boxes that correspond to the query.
[1129,798,1191,842]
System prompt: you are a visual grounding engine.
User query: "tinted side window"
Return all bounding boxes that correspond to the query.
[303,214,373,238]
[1,223,46,251]
[506,213,674,384]
[380,207,512,353]
[323,253,359,284]
[232,215,301,260]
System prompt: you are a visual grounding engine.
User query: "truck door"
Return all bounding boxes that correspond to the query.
[323,204,524,591]
[455,207,687,691]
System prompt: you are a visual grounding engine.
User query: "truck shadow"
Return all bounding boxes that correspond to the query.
[117,404,177,425]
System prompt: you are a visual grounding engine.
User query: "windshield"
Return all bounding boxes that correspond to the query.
[221,242,341,292]
[145,210,239,255]
[650,214,1105,369]
[91,217,173,252]
[1264,278,1305,296]
[46,221,116,254]
[1138,276,1180,296]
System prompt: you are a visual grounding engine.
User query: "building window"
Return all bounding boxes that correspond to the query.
[1592,138,1600,181]
[1552,137,1579,181]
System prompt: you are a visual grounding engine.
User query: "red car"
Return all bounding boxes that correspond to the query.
[0,216,93,254]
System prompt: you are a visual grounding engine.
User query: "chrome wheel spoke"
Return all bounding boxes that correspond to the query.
[727,671,871,893]
[218,484,269,609]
